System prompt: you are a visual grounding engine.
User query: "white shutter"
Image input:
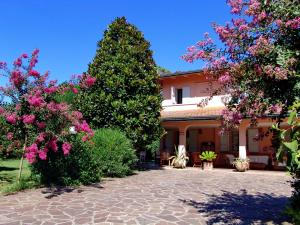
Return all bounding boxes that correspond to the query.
[220,132,229,152]
[171,86,176,104]
[248,129,259,152]
[182,86,190,104]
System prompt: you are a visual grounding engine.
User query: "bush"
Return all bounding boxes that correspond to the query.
[90,128,138,177]
[31,135,100,186]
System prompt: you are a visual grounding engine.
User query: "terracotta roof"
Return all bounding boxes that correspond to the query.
[159,69,203,78]
[160,106,225,121]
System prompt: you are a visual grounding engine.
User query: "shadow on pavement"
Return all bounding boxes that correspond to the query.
[179,189,291,225]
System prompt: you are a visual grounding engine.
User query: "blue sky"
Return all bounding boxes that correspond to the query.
[0,0,231,83]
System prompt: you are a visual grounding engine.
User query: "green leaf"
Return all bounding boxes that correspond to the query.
[283,140,298,152]
[287,111,297,125]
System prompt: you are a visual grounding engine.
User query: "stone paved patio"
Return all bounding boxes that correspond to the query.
[0,167,293,225]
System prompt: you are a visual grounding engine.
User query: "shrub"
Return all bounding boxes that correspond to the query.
[90,128,138,177]
[31,134,100,186]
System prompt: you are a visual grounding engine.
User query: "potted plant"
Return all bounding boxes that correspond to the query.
[200,151,217,170]
[169,146,189,169]
[232,158,250,172]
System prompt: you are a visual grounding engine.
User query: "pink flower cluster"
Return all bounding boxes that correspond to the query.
[263,65,288,80]
[285,17,300,29]
[227,0,243,14]
[222,109,243,126]
[6,113,18,124]
[218,72,231,84]
[10,70,25,88]
[27,94,44,107]
[248,36,273,56]
[23,114,35,124]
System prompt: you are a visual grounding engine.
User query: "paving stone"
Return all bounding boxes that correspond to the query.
[0,168,293,225]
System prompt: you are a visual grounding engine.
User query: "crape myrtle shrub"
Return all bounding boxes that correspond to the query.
[89,128,138,178]
[76,17,163,153]
[31,134,100,186]
[0,49,96,183]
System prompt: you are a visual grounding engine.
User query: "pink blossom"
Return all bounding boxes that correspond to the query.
[83,75,96,87]
[29,70,40,77]
[275,19,282,27]
[38,150,47,160]
[76,120,92,133]
[10,70,25,87]
[48,137,58,152]
[36,121,46,129]
[23,114,36,124]
[73,111,83,119]
[62,142,72,155]
[227,0,243,14]
[36,132,46,143]
[0,107,4,114]
[6,132,13,140]
[32,49,40,56]
[25,143,39,164]
[6,113,18,124]
[0,61,7,69]
[218,72,231,84]
[22,53,28,58]
[27,94,44,107]
[13,57,22,67]
[285,17,300,29]
[72,87,79,94]
[44,86,58,94]
[238,24,249,32]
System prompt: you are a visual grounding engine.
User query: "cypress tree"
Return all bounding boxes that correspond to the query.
[77,17,162,152]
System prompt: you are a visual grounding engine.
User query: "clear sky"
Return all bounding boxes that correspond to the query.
[0,0,231,83]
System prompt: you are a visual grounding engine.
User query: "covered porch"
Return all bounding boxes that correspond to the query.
[159,118,287,170]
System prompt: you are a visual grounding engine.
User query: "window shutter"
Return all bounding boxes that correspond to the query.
[171,86,176,104]
[182,86,190,104]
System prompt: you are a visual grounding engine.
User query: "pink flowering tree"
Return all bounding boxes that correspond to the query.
[183,0,299,128]
[183,0,299,219]
[0,50,96,181]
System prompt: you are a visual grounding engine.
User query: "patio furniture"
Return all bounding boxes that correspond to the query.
[248,155,269,169]
[190,152,201,167]
[160,152,171,165]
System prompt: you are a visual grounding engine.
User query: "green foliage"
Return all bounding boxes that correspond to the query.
[76,17,163,152]
[0,159,32,193]
[273,102,300,222]
[169,146,189,168]
[200,151,217,162]
[31,135,100,186]
[89,128,138,177]
[2,177,38,195]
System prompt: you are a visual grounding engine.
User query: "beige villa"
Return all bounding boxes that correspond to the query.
[158,70,287,170]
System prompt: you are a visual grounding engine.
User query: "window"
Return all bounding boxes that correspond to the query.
[176,89,183,104]
[248,128,259,152]
[220,132,230,152]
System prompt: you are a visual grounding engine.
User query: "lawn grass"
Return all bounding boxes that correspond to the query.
[0,159,36,194]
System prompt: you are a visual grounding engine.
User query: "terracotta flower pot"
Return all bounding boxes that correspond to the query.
[202,161,213,170]
[235,161,249,172]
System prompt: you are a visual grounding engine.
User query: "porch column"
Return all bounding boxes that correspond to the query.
[238,122,247,159]
[178,128,187,155]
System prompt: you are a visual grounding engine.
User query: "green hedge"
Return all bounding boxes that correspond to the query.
[90,128,138,177]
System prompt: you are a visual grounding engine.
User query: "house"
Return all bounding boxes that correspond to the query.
[159,70,287,169]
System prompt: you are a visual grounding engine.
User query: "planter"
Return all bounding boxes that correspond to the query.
[234,161,249,172]
[202,161,213,170]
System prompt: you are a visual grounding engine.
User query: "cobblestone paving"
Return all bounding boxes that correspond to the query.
[0,168,293,225]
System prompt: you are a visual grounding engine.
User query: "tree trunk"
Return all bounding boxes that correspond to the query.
[17,135,27,182]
